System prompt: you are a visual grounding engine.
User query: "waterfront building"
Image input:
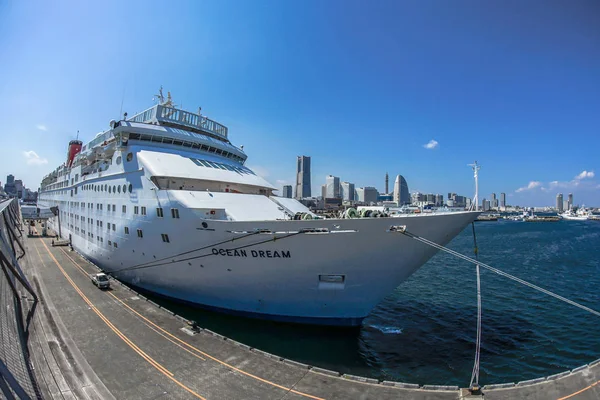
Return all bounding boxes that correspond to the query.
[393,175,410,205]
[282,185,292,199]
[435,194,443,207]
[490,193,498,209]
[295,156,311,199]
[500,193,506,209]
[556,193,564,212]
[482,198,490,211]
[320,184,327,200]
[340,181,355,201]
[426,194,435,204]
[466,198,472,208]
[364,187,379,204]
[568,193,573,210]
[325,175,341,199]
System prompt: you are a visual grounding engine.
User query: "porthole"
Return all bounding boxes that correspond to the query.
[117,185,121,193]
[126,152,133,162]
[116,156,122,165]
[123,184,127,193]
[108,186,112,193]
[113,185,116,193]
[202,222,208,229]
[104,184,107,191]
[128,184,133,193]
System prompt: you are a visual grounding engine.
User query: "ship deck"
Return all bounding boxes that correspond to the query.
[19,222,600,400]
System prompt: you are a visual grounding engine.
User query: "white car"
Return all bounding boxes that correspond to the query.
[91,273,110,289]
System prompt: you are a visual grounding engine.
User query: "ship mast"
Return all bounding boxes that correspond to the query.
[468,161,480,211]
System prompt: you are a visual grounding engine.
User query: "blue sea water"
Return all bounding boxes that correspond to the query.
[149,219,600,387]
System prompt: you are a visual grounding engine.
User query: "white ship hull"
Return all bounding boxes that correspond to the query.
[44,204,477,325]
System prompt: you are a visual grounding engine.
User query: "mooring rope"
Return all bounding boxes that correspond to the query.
[469,222,482,390]
[399,228,600,317]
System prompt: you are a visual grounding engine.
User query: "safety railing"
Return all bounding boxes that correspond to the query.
[0,198,41,399]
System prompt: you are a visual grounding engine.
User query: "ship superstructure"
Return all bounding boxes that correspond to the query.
[39,89,479,326]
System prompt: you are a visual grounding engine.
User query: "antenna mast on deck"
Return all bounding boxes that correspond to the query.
[468,161,481,211]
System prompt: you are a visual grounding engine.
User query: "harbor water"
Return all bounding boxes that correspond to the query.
[148,218,600,386]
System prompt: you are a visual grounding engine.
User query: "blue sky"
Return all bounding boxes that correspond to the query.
[0,0,598,206]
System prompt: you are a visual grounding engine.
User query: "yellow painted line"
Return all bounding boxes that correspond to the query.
[57,248,206,362]
[53,242,325,400]
[109,280,325,399]
[35,239,207,400]
[557,379,599,400]
[34,242,173,377]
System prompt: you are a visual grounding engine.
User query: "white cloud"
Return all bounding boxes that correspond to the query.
[36,124,47,131]
[23,150,48,165]
[574,170,594,180]
[423,139,439,150]
[515,181,542,193]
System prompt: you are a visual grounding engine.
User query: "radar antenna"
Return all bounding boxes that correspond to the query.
[153,86,165,104]
[468,161,481,211]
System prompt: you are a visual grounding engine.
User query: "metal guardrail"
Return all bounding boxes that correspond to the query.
[0,198,41,399]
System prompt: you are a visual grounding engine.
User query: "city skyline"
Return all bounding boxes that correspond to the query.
[1,1,599,207]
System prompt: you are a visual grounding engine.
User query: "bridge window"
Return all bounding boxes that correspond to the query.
[156,207,163,217]
[161,234,170,243]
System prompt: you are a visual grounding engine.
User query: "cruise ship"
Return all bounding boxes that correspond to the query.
[38,89,479,326]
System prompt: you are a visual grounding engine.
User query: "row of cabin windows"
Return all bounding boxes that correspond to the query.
[127,132,246,164]
[81,183,133,194]
[60,204,180,222]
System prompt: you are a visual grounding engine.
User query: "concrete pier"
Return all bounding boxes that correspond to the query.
[3,205,599,399]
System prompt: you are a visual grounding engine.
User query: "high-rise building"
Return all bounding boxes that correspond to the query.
[325,175,341,199]
[466,198,472,208]
[482,198,490,211]
[426,194,435,204]
[385,172,389,194]
[563,200,569,211]
[393,175,410,205]
[435,194,443,207]
[568,193,573,210]
[4,174,16,196]
[321,184,327,200]
[556,193,563,212]
[500,193,506,209]
[14,180,23,199]
[340,181,355,201]
[282,185,293,198]
[363,187,379,204]
[295,156,311,199]
[490,193,498,209]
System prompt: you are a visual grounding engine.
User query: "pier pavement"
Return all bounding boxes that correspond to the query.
[15,221,600,400]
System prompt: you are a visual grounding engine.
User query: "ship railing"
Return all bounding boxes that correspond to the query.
[127,104,228,139]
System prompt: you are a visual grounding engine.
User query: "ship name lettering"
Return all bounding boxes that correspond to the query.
[211,248,290,258]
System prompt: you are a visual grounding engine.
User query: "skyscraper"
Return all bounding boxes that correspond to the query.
[393,175,410,205]
[385,172,389,194]
[500,193,506,209]
[282,185,293,198]
[568,193,573,210]
[325,175,341,199]
[556,193,563,212]
[295,156,311,199]
[340,181,355,201]
[490,193,498,209]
